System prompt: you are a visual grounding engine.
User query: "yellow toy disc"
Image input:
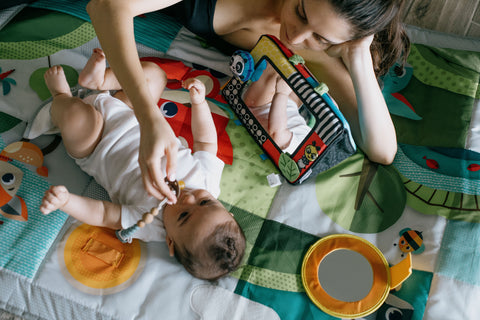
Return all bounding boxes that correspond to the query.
[301,234,390,319]
[58,222,146,295]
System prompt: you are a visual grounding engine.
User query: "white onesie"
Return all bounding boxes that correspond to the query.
[249,98,310,155]
[75,92,225,242]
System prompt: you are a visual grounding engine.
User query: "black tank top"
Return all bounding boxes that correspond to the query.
[161,0,239,55]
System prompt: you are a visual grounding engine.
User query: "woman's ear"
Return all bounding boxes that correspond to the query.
[166,235,175,257]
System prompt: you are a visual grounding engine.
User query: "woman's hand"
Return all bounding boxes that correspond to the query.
[139,111,178,204]
[325,34,397,164]
[325,35,374,72]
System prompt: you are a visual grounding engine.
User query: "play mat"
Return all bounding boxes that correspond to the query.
[1,1,480,319]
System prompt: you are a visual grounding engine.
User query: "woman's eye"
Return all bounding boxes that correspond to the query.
[313,34,330,45]
[200,199,211,206]
[296,5,307,21]
[318,38,330,45]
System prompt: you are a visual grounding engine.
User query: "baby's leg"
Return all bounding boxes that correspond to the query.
[45,66,104,159]
[112,61,168,108]
[78,48,121,90]
[79,49,167,108]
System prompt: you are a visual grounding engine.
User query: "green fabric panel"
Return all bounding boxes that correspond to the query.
[400,172,480,222]
[220,120,279,218]
[414,45,479,80]
[348,160,406,232]
[390,270,433,320]
[226,201,320,289]
[0,112,21,133]
[0,8,84,42]
[225,203,265,278]
[392,77,473,149]
[430,46,480,74]
[226,203,265,245]
[315,152,365,227]
[409,45,480,99]
[0,22,95,59]
[315,152,405,233]
[234,271,432,320]
[248,219,318,274]
[234,280,337,320]
[223,203,308,292]
[223,202,316,291]
[237,265,303,292]
[436,220,480,285]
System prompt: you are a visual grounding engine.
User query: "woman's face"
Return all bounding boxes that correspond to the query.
[279,0,354,51]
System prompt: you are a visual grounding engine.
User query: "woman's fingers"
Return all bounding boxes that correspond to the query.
[325,34,374,71]
[165,142,178,184]
[138,123,178,203]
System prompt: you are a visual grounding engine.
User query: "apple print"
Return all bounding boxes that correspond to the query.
[29,64,78,100]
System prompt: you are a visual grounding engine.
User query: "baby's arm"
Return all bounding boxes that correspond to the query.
[268,77,293,150]
[183,78,217,155]
[242,64,277,107]
[40,185,122,229]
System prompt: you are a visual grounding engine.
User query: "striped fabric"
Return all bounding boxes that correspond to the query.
[288,72,342,145]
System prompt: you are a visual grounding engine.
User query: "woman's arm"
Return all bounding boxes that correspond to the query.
[300,36,397,165]
[86,0,182,203]
[342,36,397,164]
[40,185,122,229]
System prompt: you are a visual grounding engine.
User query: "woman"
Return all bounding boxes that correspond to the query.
[85,0,410,202]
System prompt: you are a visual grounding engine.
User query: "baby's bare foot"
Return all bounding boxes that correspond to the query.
[44,66,71,97]
[78,48,107,89]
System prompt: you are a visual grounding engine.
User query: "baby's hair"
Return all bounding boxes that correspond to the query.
[174,219,246,280]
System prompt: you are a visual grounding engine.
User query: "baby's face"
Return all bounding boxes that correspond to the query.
[163,188,234,253]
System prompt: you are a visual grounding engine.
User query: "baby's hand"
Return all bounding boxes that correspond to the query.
[183,78,206,105]
[40,185,70,215]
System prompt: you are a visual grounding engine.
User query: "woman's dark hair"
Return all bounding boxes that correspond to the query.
[329,0,411,77]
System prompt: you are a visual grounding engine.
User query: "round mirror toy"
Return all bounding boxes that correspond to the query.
[302,234,412,319]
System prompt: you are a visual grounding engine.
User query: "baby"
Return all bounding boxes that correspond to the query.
[243,70,310,154]
[248,76,310,154]
[39,49,245,280]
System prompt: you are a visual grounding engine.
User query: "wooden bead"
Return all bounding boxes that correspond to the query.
[138,221,146,228]
[142,212,154,224]
[150,207,159,216]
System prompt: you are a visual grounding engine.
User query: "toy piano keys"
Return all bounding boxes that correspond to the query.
[222,35,356,184]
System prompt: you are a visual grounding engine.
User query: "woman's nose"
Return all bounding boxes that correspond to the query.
[288,26,310,45]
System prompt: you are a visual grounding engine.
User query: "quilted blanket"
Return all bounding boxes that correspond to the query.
[0,2,479,319]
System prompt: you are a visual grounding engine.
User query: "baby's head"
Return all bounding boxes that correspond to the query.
[163,188,245,280]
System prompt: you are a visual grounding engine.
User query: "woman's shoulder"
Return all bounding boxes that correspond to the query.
[213,0,279,44]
